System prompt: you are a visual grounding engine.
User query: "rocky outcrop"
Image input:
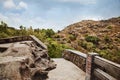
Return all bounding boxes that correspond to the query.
[0,36,56,80]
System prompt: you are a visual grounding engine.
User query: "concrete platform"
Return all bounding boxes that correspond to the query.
[47,58,85,80]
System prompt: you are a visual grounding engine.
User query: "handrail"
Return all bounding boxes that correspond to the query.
[63,49,87,71]
[62,49,120,80]
[65,49,87,58]
[94,56,120,79]
[94,68,116,80]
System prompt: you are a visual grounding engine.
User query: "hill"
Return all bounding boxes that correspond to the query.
[55,17,120,64]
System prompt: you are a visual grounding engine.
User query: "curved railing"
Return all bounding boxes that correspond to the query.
[62,49,87,71]
[62,49,120,80]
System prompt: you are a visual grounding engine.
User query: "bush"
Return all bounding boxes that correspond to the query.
[47,40,71,58]
[99,50,108,57]
[85,36,100,44]
[69,34,76,41]
[104,36,112,42]
[54,34,60,38]
[0,32,9,38]
[78,41,95,51]
[107,26,112,29]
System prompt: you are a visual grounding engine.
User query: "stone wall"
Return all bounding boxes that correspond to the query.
[62,49,87,71]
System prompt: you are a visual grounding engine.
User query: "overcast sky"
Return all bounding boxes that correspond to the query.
[0,0,120,31]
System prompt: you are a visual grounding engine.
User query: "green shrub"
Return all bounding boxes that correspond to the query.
[85,35,100,44]
[47,40,71,58]
[104,36,112,42]
[69,34,76,41]
[107,26,112,29]
[0,32,9,38]
[78,41,87,49]
[78,41,95,51]
[54,34,60,38]
[99,50,108,57]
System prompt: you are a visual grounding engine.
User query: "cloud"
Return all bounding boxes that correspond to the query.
[16,1,28,10]
[0,13,21,28]
[0,13,9,21]
[54,0,97,5]
[3,0,16,9]
[0,12,48,29]
[3,0,28,10]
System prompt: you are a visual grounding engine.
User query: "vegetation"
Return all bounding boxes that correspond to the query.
[85,35,100,44]
[47,38,70,58]
[69,34,76,41]
[56,17,120,64]
[0,21,71,58]
[1,16,120,64]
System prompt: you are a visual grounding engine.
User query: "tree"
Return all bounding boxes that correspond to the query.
[45,29,55,38]
[19,25,27,35]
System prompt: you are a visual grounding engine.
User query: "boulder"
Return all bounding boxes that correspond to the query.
[0,40,56,80]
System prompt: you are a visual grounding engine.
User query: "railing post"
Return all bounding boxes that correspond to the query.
[85,53,98,80]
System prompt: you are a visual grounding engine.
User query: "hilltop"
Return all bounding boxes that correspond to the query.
[55,17,120,64]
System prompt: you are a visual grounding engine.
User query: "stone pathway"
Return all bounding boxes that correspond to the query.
[47,58,85,80]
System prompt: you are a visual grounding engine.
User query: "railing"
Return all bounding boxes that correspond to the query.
[93,56,120,80]
[0,35,47,49]
[62,49,87,71]
[63,49,120,80]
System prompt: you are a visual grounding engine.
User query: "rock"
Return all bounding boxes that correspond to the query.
[0,38,56,80]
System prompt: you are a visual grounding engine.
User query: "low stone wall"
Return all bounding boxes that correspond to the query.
[0,36,32,44]
[0,35,47,49]
[62,49,87,71]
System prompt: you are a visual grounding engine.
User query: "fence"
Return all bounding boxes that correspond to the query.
[63,49,120,80]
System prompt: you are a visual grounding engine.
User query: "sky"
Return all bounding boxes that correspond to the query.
[0,0,120,31]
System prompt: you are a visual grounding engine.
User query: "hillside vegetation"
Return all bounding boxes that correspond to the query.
[55,17,120,64]
[0,21,70,58]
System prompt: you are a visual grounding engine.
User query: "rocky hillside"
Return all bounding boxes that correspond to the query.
[55,17,120,64]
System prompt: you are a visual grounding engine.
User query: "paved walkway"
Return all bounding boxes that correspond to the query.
[47,58,85,80]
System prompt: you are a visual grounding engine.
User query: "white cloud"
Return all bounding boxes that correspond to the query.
[16,1,28,10]
[0,12,63,31]
[0,13,9,21]
[3,0,16,9]
[0,12,47,30]
[0,13,21,28]
[3,0,28,10]
[80,15,104,21]
[54,0,97,5]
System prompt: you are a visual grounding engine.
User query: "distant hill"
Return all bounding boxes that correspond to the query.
[55,17,120,64]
